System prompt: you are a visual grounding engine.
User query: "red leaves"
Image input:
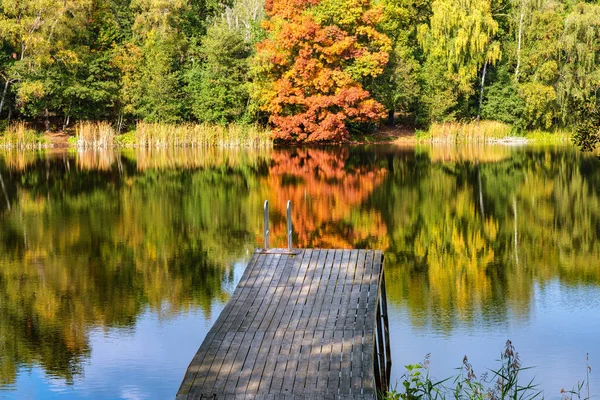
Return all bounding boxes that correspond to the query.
[254,0,391,142]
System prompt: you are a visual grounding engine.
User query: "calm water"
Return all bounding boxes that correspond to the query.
[0,145,599,399]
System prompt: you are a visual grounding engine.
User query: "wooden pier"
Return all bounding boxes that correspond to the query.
[177,248,391,399]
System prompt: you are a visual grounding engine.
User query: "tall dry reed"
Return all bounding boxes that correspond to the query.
[0,122,49,149]
[76,121,115,148]
[127,122,272,148]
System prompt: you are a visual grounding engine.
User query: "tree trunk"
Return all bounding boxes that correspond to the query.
[44,108,50,132]
[387,109,395,126]
[117,112,124,134]
[477,60,488,120]
[0,79,10,116]
[515,8,524,81]
[63,102,72,131]
[7,102,12,125]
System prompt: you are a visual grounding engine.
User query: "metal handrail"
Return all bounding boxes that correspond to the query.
[263,200,293,250]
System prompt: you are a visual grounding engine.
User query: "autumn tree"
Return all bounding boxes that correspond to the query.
[417,0,500,121]
[557,2,600,124]
[252,0,392,142]
[0,0,92,127]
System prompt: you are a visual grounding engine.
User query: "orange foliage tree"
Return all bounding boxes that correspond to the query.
[253,0,392,142]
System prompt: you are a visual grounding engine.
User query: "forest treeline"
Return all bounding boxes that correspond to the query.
[1,0,599,142]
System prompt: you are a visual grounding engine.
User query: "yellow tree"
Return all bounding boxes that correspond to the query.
[418,0,501,96]
[0,0,91,124]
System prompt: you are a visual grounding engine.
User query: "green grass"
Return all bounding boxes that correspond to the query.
[521,128,573,145]
[420,121,574,145]
[0,122,50,149]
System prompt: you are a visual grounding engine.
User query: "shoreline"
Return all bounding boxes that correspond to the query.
[0,124,574,150]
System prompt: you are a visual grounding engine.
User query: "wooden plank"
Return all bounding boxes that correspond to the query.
[242,255,287,332]
[281,330,303,393]
[257,329,284,394]
[212,331,246,394]
[233,254,281,332]
[350,328,363,395]
[340,329,354,395]
[297,249,328,331]
[292,330,313,393]
[235,331,265,394]
[318,249,343,330]
[325,250,349,330]
[282,250,317,332]
[219,254,273,333]
[339,250,360,330]
[315,328,333,393]
[305,249,335,332]
[327,329,344,394]
[200,331,238,396]
[186,332,230,398]
[246,330,276,394]
[270,329,293,393]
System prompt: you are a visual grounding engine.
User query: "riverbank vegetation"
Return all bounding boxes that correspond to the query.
[419,121,573,144]
[386,341,592,400]
[0,0,599,146]
[74,121,272,148]
[0,123,49,149]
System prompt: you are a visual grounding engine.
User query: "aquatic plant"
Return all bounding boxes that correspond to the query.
[385,341,591,399]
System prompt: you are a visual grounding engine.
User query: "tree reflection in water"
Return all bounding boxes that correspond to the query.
[0,145,599,389]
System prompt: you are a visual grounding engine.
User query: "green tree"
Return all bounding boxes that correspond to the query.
[117,0,187,122]
[417,0,501,96]
[0,0,92,127]
[373,0,428,125]
[185,22,253,123]
[557,2,600,124]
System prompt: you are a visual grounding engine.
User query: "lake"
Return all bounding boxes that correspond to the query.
[0,144,599,399]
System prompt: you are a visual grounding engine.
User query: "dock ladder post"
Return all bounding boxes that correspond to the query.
[263,200,269,249]
[287,200,293,249]
[263,200,293,250]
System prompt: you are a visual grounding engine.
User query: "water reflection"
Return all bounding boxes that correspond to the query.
[0,144,599,397]
[374,146,600,333]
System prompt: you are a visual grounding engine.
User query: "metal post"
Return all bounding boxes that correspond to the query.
[287,200,292,250]
[264,200,269,249]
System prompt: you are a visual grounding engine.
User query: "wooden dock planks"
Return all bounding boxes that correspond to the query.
[177,248,385,400]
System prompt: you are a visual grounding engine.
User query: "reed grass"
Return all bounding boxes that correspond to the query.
[116,122,272,148]
[0,122,50,149]
[421,120,515,143]
[421,121,575,145]
[76,121,115,148]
